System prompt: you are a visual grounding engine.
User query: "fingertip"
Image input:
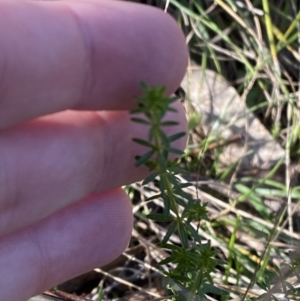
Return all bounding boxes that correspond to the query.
[0,188,133,300]
[0,0,188,129]
[67,0,188,109]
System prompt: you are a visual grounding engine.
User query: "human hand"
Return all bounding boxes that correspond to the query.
[0,0,187,299]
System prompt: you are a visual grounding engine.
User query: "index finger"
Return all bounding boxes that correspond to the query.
[0,0,187,129]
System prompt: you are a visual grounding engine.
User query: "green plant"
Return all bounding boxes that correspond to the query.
[130,84,228,300]
[124,0,300,300]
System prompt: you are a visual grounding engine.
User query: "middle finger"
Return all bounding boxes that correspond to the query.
[0,103,186,236]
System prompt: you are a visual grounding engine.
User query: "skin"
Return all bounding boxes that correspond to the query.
[0,0,188,300]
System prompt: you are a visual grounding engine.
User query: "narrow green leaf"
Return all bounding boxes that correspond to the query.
[159,178,165,193]
[174,196,188,208]
[178,182,193,188]
[168,132,186,143]
[148,128,154,141]
[235,183,270,218]
[158,130,170,148]
[161,121,179,126]
[158,256,174,266]
[162,222,177,244]
[168,147,184,155]
[256,281,268,291]
[157,153,167,170]
[147,213,174,222]
[130,107,148,114]
[132,138,153,148]
[168,174,180,186]
[135,151,154,167]
[168,166,189,175]
[202,283,229,295]
[159,243,181,251]
[145,193,161,201]
[164,196,171,215]
[177,223,189,248]
[186,223,201,243]
[165,274,190,282]
[142,172,158,185]
[130,117,150,125]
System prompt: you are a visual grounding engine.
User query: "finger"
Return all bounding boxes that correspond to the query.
[0,0,188,129]
[0,188,133,301]
[0,101,187,236]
